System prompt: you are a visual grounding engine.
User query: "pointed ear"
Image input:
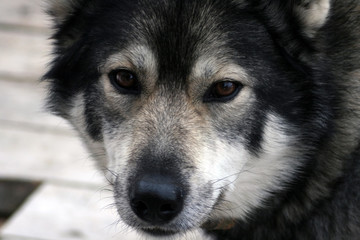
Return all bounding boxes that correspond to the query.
[45,0,91,48]
[294,0,331,37]
[46,0,82,25]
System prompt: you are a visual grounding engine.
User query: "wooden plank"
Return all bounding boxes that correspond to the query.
[0,124,103,185]
[0,79,71,132]
[1,183,140,240]
[0,31,51,82]
[0,236,42,240]
[0,0,49,29]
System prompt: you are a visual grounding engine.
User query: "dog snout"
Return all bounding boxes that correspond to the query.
[129,174,185,224]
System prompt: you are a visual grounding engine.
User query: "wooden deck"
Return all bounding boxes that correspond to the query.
[0,1,140,239]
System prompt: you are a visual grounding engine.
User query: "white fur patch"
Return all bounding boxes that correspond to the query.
[206,113,303,221]
[102,127,134,183]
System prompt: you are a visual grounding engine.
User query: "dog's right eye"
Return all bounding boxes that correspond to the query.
[109,69,140,95]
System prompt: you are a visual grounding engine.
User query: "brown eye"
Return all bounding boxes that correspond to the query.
[110,69,140,94]
[204,80,242,103]
[214,81,237,97]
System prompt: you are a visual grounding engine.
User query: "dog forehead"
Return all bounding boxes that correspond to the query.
[94,0,265,89]
[133,2,231,79]
[111,1,253,80]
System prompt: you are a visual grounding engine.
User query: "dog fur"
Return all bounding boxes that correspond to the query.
[44,0,360,239]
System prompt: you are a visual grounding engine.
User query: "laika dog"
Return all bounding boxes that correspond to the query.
[44,0,360,239]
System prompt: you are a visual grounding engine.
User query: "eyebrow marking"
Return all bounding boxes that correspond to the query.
[102,45,156,71]
[191,54,250,85]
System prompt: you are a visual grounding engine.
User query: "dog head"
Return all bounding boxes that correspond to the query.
[45,0,333,237]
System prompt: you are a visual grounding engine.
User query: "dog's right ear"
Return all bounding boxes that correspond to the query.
[45,0,92,48]
[46,0,83,25]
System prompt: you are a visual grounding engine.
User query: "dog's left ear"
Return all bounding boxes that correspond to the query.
[293,0,331,38]
[247,0,332,59]
[248,0,332,38]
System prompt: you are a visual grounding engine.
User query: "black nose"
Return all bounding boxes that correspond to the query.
[130,174,184,224]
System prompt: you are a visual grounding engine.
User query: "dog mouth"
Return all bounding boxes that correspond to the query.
[141,227,178,237]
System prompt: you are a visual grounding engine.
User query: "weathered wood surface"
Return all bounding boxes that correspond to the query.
[1,183,139,240]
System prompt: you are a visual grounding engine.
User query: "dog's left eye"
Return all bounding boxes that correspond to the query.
[204,80,242,102]
[109,69,140,94]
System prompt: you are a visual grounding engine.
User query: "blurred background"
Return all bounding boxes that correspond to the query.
[0,1,139,239]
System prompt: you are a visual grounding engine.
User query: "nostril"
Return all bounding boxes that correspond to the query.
[159,202,179,221]
[131,200,149,217]
[160,203,176,214]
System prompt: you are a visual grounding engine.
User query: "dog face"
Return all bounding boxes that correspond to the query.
[46,0,333,237]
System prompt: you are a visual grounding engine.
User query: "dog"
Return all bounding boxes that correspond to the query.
[44,0,360,239]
